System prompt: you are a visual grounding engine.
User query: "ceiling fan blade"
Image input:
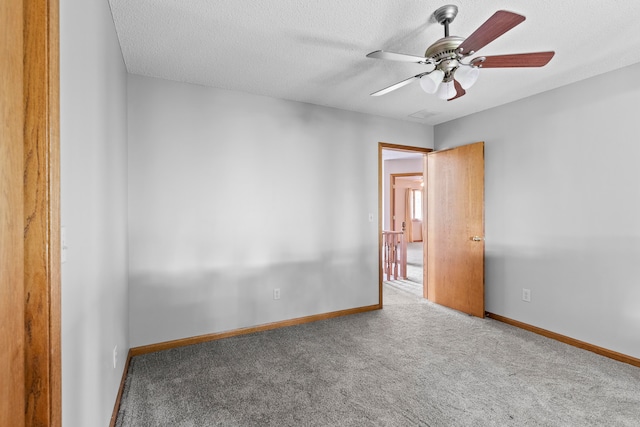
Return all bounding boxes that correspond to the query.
[366,50,430,64]
[473,51,555,68]
[448,80,466,101]
[370,73,424,96]
[458,10,525,55]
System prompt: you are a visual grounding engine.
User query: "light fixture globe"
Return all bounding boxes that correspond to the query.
[455,65,480,89]
[419,69,444,94]
[436,80,456,100]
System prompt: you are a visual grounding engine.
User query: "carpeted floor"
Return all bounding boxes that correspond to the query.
[116,285,640,426]
[405,242,423,266]
[384,277,423,300]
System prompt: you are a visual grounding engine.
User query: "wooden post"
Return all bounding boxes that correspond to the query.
[400,222,407,279]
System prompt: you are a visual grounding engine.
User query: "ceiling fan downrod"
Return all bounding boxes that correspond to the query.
[433,4,458,38]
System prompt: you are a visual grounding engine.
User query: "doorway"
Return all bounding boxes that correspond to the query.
[378,143,431,306]
[379,141,485,317]
[389,173,424,293]
[390,173,424,238]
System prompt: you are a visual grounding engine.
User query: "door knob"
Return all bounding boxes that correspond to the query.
[471,236,484,241]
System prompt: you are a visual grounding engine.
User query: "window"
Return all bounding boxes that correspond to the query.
[412,189,423,220]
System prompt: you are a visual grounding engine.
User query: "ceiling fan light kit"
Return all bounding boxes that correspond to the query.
[455,65,480,90]
[419,69,444,94]
[366,5,555,101]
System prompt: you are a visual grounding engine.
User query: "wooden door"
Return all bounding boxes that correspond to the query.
[426,142,485,317]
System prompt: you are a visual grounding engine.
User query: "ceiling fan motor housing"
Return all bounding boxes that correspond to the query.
[425,36,465,81]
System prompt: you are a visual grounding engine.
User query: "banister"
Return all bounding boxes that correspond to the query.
[381,230,407,281]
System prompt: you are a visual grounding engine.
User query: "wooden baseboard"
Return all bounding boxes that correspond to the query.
[111,304,380,424]
[486,312,640,368]
[131,304,381,357]
[109,349,133,427]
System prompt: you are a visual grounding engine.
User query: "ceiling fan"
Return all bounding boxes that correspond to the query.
[366,5,555,101]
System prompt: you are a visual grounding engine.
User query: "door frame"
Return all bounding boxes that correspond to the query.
[24,0,61,425]
[390,173,423,234]
[378,143,431,307]
[1,1,60,425]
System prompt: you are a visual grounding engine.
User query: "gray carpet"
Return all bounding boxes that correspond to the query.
[405,242,423,266]
[405,242,424,286]
[116,285,640,426]
[384,278,423,300]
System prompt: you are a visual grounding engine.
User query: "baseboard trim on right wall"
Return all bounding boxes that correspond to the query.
[486,312,640,368]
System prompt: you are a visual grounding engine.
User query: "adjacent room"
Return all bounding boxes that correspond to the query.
[4,1,640,426]
[381,149,426,298]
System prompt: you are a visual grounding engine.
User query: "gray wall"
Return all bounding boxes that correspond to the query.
[60,0,129,425]
[434,62,640,359]
[127,75,433,347]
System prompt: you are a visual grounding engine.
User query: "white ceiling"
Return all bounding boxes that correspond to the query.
[109,0,640,126]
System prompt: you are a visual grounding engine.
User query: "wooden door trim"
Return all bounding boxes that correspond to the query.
[378,143,431,307]
[23,0,61,425]
[487,313,640,368]
[380,142,432,154]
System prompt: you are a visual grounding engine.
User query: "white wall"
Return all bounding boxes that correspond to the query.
[382,157,425,231]
[60,0,128,425]
[128,75,432,347]
[434,62,640,359]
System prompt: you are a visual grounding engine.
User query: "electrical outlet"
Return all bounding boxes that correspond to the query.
[273,288,280,300]
[522,288,531,302]
[113,345,118,369]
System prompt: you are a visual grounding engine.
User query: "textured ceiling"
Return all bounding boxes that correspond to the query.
[109,0,640,125]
